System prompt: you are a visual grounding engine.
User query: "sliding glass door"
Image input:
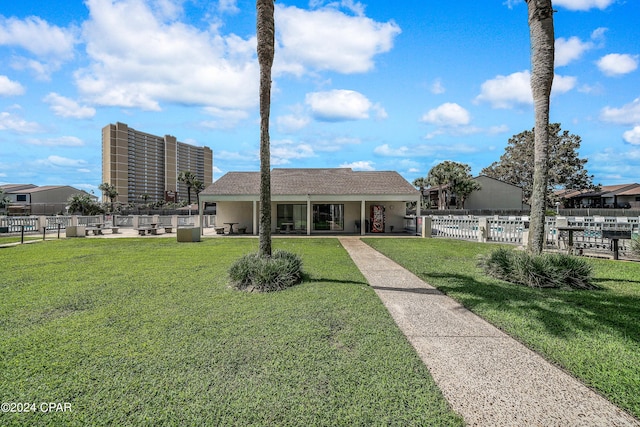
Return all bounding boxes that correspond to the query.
[312,204,344,231]
[276,204,307,232]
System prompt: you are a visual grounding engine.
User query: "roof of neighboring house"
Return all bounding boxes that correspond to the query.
[17,185,81,193]
[617,184,640,196]
[1,184,37,192]
[565,183,640,199]
[202,168,419,196]
[423,175,523,195]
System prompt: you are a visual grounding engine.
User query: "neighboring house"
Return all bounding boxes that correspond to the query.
[2,184,97,215]
[422,175,526,210]
[559,183,640,208]
[198,168,421,235]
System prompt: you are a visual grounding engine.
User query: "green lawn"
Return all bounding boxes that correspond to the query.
[363,238,640,420]
[0,235,42,245]
[0,238,462,426]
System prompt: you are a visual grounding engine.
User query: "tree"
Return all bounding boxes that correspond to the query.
[412,177,429,209]
[257,0,275,257]
[526,0,555,255]
[178,171,198,205]
[98,182,118,213]
[0,187,10,214]
[425,161,480,209]
[67,193,103,215]
[192,178,205,206]
[481,124,596,205]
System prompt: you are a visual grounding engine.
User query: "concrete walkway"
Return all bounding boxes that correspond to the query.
[339,237,639,427]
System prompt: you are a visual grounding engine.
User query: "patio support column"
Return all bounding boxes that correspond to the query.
[199,201,204,235]
[253,200,258,235]
[360,199,366,236]
[307,197,311,236]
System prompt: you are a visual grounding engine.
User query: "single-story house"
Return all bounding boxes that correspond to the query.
[198,168,421,235]
[422,175,526,210]
[1,184,97,215]
[559,183,640,208]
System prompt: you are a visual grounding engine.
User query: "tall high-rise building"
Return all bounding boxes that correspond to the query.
[102,122,213,204]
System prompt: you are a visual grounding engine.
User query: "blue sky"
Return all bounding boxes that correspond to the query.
[1,0,639,196]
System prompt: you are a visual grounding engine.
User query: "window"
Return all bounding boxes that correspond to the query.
[277,204,307,231]
[16,194,27,202]
[313,204,344,231]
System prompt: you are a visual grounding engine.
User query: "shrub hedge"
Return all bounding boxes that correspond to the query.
[228,250,304,292]
[478,248,597,290]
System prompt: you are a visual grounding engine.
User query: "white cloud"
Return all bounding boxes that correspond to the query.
[201,107,249,129]
[275,4,400,75]
[0,16,77,79]
[305,89,372,121]
[25,136,84,147]
[475,71,576,109]
[340,160,375,171]
[35,155,87,168]
[553,74,578,94]
[77,0,259,111]
[553,0,616,11]
[596,53,638,76]
[218,0,239,14]
[600,98,640,125]
[555,36,593,67]
[0,16,77,59]
[421,103,470,127]
[0,111,41,133]
[43,93,96,119]
[0,76,25,96]
[277,114,311,133]
[271,139,316,165]
[623,126,640,145]
[374,144,410,157]
[475,71,532,109]
[430,79,446,95]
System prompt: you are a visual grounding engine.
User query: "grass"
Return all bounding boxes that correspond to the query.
[363,238,640,420]
[0,235,43,245]
[0,238,462,426]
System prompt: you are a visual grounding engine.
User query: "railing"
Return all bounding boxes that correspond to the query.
[0,217,39,232]
[77,216,103,226]
[45,216,71,230]
[487,219,525,244]
[431,217,478,240]
[428,215,639,259]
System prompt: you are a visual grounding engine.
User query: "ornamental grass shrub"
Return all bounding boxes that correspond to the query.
[631,235,640,257]
[478,248,597,290]
[228,250,304,292]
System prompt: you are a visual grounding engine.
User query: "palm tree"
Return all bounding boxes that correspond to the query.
[257,0,275,257]
[0,187,10,214]
[178,171,198,205]
[526,0,555,254]
[98,182,118,213]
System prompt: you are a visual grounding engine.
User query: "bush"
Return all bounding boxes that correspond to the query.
[228,250,304,292]
[631,235,640,257]
[478,248,596,290]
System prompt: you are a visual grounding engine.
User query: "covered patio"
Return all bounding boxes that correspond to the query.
[198,168,421,236]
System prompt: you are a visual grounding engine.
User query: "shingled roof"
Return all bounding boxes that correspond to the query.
[201,168,419,196]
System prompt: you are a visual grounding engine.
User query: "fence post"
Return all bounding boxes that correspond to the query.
[478,217,488,243]
[421,216,432,238]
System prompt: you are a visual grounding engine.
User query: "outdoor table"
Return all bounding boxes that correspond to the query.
[602,230,632,260]
[557,227,584,254]
[225,222,239,234]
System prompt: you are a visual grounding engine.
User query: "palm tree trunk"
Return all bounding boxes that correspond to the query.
[257,0,275,257]
[526,0,555,255]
